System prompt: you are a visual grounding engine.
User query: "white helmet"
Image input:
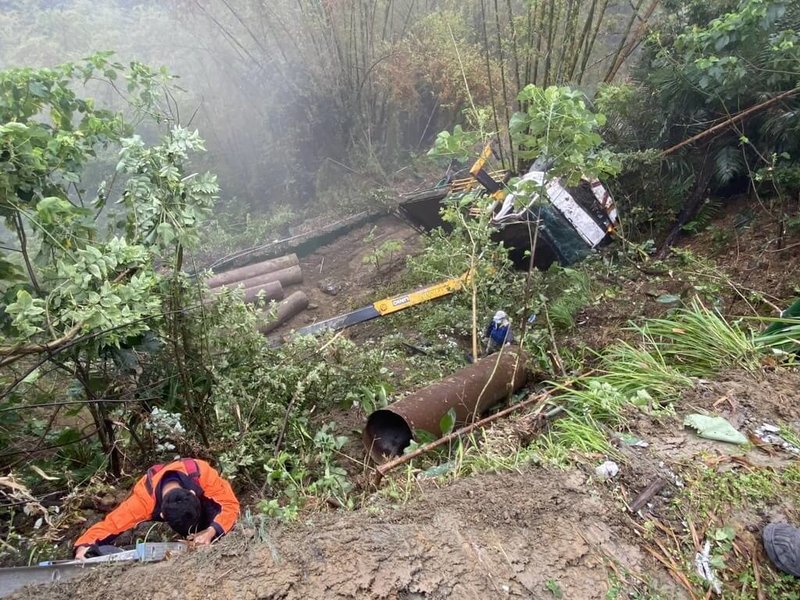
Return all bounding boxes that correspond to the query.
[493,310,508,323]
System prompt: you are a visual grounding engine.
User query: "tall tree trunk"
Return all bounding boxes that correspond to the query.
[605,0,660,82]
[657,152,714,256]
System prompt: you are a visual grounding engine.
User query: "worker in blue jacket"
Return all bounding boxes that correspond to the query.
[484,310,513,354]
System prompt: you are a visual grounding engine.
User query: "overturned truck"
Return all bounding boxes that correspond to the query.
[398,157,618,269]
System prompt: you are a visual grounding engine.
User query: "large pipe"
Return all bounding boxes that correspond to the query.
[207,254,299,288]
[363,348,528,461]
[233,265,303,291]
[258,291,310,334]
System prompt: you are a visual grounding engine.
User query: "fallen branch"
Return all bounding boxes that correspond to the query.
[661,87,800,157]
[629,477,667,513]
[373,391,557,483]
[644,544,700,600]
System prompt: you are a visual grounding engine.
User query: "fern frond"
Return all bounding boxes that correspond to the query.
[713,145,746,186]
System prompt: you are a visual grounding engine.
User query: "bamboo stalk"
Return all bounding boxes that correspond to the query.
[554,0,578,83]
[543,0,558,86]
[524,1,534,86]
[493,0,515,167]
[480,0,506,166]
[605,0,660,82]
[505,0,523,100]
[603,0,646,82]
[567,0,596,80]
[577,0,609,84]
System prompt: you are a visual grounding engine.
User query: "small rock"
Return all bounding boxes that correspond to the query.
[595,460,620,480]
[318,279,341,296]
[308,303,319,310]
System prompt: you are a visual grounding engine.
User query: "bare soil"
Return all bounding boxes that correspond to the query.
[12,468,682,600]
[270,214,423,336]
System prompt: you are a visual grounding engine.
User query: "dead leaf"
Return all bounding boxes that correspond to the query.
[30,465,59,481]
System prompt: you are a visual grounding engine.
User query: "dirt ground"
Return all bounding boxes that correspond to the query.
[12,467,682,600]
[269,214,423,337]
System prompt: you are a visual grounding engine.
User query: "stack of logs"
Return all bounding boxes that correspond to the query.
[206,253,309,333]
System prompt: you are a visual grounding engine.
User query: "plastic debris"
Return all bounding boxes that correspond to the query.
[618,433,649,448]
[595,460,619,480]
[754,423,800,455]
[683,414,747,445]
[695,540,723,595]
[417,461,454,480]
[655,293,681,304]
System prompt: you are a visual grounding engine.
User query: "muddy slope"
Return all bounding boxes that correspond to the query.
[13,468,680,600]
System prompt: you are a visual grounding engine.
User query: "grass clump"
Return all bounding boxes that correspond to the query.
[543,266,593,331]
[636,298,762,375]
[595,341,693,400]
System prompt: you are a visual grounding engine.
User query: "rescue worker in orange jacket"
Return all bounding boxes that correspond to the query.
[74,458,239,559]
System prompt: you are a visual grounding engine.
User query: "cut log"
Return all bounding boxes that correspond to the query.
[233,265,303,291]
[259,291,310,334]
[206,281,284,305]
[207,254,299,288]
[241,281,284,304]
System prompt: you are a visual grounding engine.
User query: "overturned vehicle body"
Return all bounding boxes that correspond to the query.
[398,164,618,269]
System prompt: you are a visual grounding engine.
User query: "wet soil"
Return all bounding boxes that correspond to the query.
[11,468,683,600]
[269,214,423,337]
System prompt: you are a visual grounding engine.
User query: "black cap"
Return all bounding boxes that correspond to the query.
[161,488,201,536]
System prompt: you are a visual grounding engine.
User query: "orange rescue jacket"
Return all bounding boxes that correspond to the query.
[74,458,239,549]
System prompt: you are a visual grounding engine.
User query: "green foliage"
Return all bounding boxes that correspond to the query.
[660,462,800,598]
[196,294,391,473]
[596,342,694,401]
[117,128,218,253]
[0,56,220,488]
[541,266,592,331]
[428,125,483,162]
[545,579,564,598]
[439,407,457,436]
[597,0,800,241]
[636,298,762,375]
[402,194,528,335]
[511,85,621,185]
[197,204,296,262]
[362,227,405,272]
[660,0,794,96]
